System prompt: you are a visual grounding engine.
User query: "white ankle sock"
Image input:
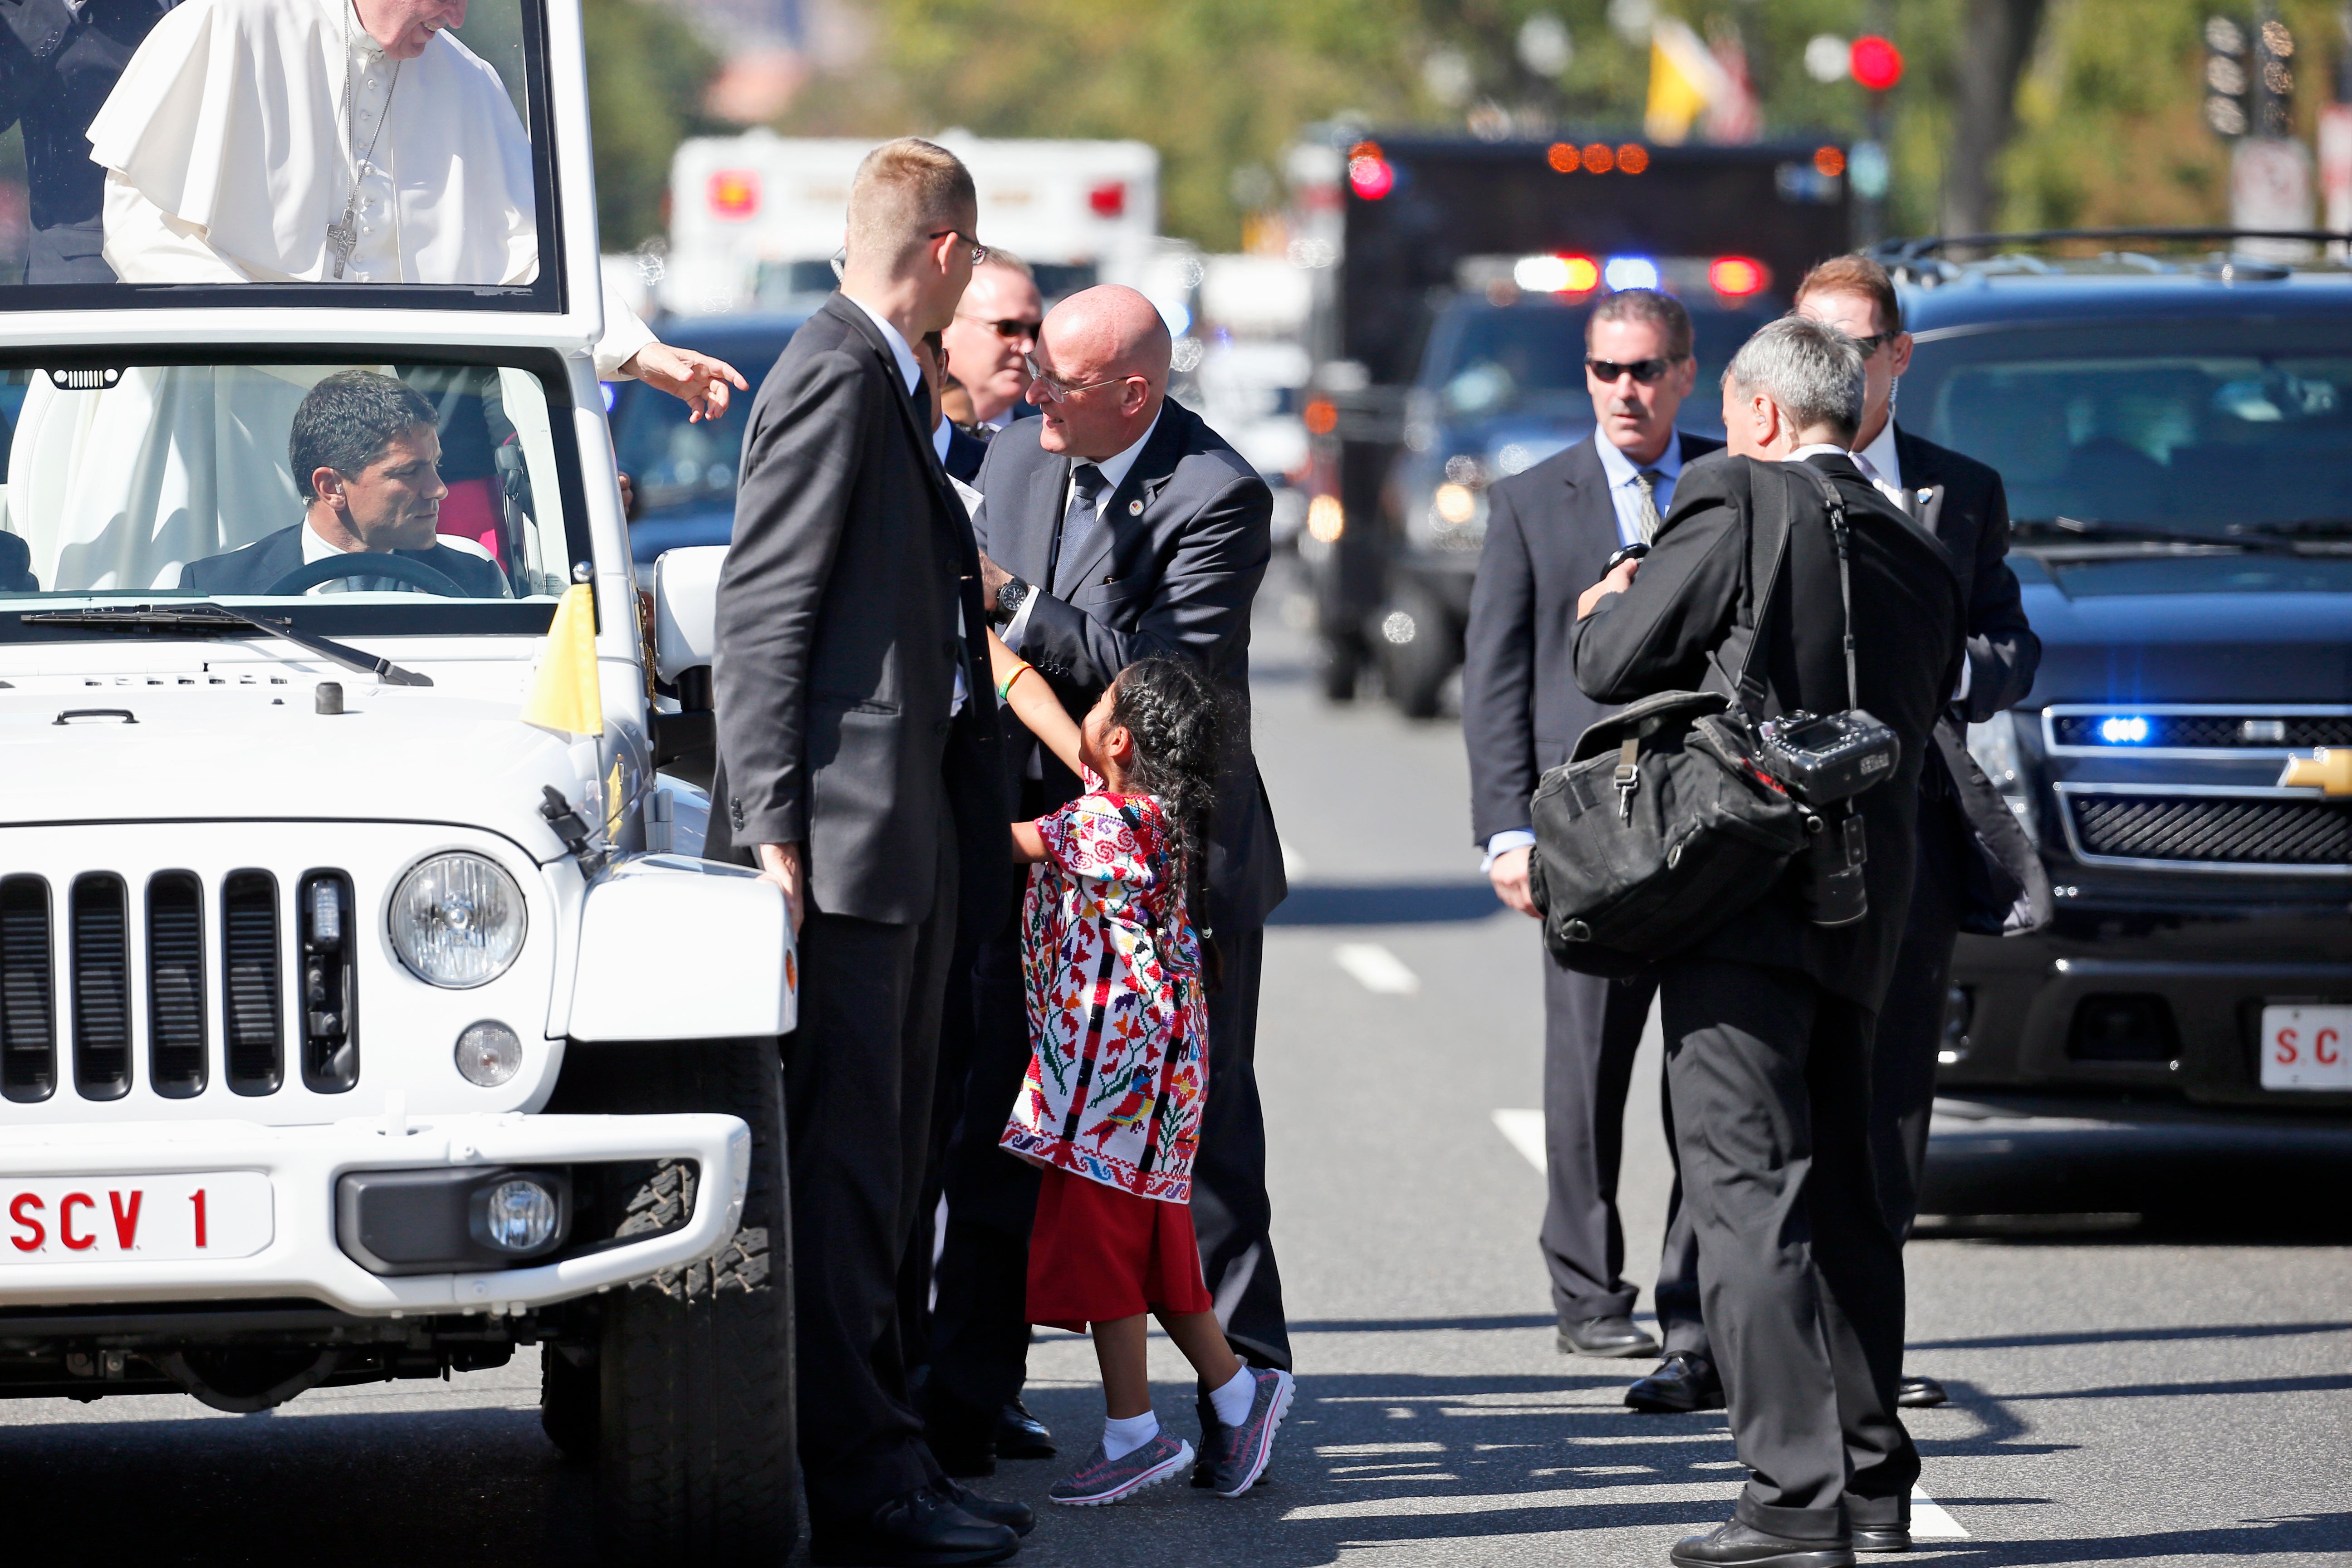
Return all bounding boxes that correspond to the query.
[1102,1410,1159,1460]
[1208,1366,1257,1429]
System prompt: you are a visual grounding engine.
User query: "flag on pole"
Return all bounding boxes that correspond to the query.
[520,583,605,736]
[1646,18,1731,145]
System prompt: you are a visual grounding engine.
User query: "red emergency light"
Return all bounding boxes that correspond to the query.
[1850,35,1903,92]
[707,170,760,219]
[1348,155,1395,200]
[1708,256,1769,298]
[1088,181,1127,218]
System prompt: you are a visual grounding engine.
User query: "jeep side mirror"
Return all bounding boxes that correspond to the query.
[652,546,726,711]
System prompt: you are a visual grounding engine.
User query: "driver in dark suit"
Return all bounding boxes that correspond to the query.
[178,369,507,597]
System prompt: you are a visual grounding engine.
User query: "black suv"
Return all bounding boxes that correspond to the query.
[1890,232,2352,1140]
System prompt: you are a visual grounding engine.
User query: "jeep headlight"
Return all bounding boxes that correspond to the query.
[391,853,526,988]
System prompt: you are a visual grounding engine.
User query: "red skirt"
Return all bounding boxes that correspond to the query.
[1026,1165,1214,1332]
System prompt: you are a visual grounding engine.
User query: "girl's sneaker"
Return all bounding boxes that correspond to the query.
[1207,1367,1294,1497]
[1048,1433,1196,1506]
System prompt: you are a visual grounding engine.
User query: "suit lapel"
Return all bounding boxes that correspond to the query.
[1054,404,1186,598]
[826,294,968,532]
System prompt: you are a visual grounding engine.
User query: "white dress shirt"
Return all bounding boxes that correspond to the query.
[1592,430,1687,547]
[1000,406,1164,652]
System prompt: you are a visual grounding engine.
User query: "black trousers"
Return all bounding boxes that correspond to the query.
[924,924,1286,1429]
[1656,805,1964,1352]
[1656,956,1916,1540]
[1539,960,1657,1320]
[787,827,958,1526]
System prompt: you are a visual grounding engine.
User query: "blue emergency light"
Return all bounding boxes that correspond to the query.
[2097,716,2152,744]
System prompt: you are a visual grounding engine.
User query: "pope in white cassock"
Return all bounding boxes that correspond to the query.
[0,0,744,596]
[86,0,739,403]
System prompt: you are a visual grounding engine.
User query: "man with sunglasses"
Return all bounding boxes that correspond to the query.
[921,283,1287,1485]
[941,252,1047,431]
[1462,286,1721,1367]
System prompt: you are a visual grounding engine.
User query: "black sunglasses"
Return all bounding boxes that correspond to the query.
[956,313,1044,341]
[1847,330,1901,356]
[1585,355,1686,384]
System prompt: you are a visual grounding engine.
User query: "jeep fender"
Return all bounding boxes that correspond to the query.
[567,858,794,1040]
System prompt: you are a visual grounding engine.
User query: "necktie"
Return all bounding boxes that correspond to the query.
[1056,463,1108,592]
[1632,468,1665,543]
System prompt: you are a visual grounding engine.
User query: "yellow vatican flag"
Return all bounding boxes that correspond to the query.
[520,583,604,736]
[1645,19,1727,145]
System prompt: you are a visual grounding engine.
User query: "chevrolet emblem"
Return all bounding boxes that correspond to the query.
[2278,748,2352,795]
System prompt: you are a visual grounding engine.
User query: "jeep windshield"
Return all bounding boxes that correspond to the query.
[0,0,559,312]
[1905,319,2352,537]
[0,353,584,634]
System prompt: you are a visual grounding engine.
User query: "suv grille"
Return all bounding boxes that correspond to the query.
[2064,789,2352,870]
[2048,710,2352,750]
[0,869,355,1102]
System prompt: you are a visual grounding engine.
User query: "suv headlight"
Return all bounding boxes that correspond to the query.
[1966,710,2038,843]
[391,853,527,988]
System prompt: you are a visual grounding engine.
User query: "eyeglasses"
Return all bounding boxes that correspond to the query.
[929,230,989,266]
[1847,329,1901,357]
[1022,350,1137,403]
[957,313,1044,342]
[1585,355,1687,384]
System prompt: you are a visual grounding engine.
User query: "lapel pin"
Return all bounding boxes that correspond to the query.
[1128,499,1143,516]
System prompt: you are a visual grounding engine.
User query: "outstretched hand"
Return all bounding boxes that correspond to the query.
[622,343,750,422]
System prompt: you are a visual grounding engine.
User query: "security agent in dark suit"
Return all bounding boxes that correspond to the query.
[1462,287,1720,1362]
[0,0,174,283]
[178,370,508,598]
[1633,259,2041,1420]
[1573,317,1962,1566]
[921,284,1285,1475]
[703,139,1027,1568]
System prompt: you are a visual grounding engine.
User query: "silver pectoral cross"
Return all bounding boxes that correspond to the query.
[326,206,358,280]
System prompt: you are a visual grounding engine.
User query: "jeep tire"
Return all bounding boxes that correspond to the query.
[550,1039,796,1562]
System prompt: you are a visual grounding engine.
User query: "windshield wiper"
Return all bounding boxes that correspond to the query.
[19,603,431,687]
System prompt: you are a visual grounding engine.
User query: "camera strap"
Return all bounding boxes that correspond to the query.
[1710,462,1799,725]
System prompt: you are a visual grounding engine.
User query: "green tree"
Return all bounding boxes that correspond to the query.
[583,0,720,251]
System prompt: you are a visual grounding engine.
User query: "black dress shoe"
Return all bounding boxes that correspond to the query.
[935,1478,1035,1538]
[1895,1375,1946,1409]
[1558,1313,1662,1357]
[1845,1492,1911,1554]
[1626,1351,1725,1413]
[1669,1519,1855,1567]
[808,1486,1019,1567]
[995,1398,1055,1459]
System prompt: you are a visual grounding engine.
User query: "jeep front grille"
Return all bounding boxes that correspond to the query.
[0,869,352,1100]
[2058,785,2352,873]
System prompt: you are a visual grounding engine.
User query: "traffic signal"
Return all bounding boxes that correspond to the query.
[2206,16,2248,137]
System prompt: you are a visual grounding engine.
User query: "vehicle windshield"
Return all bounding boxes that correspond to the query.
[1905,321,2352,534]
[0,355,581,622]
[0,0,556,311]
[1418,296,1775,437]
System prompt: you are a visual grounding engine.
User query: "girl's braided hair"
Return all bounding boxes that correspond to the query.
[1107,656,1235,972]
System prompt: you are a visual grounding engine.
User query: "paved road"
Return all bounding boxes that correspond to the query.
[5,566,2348,1566]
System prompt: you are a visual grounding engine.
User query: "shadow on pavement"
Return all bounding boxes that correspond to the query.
[1915,1512,2352,1563]
[1269,882,1504,926]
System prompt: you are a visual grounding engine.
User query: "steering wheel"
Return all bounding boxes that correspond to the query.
[264,553,471,598]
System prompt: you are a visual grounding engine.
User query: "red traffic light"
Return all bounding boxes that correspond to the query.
[1850,34,1903,92]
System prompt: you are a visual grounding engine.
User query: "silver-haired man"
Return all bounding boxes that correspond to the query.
[1570,317,1965,1568]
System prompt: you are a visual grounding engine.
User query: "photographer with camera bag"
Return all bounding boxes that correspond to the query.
[1567,317,1962,1568]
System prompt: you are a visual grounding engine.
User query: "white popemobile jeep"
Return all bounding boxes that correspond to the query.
[0,0,796,1556]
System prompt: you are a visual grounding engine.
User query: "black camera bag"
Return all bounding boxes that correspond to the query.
[1527,463,1833,974]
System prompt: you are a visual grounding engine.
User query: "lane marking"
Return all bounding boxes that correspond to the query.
[1336,942,1420,995]
[1912,1487,1968,1539]
[1492,1108,1545,1172]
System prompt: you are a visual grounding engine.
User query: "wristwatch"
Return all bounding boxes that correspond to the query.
[991,575,1032,629]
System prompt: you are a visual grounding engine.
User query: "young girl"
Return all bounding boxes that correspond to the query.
[986,630,1293,1507]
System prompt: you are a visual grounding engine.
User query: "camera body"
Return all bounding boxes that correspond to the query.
[1755,708,1901,806]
